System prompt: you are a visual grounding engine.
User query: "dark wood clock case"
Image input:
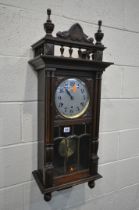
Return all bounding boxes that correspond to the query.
[29,9,113,201]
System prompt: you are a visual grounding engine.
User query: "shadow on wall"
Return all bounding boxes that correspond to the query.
[22,46,38,142]
[24,180,86,210]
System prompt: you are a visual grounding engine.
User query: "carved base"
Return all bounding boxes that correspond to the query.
[32,170,102,201]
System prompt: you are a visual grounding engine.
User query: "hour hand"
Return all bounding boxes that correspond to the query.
[66,89,74,100]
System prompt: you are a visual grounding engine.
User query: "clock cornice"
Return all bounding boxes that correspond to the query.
[29,55,113,71]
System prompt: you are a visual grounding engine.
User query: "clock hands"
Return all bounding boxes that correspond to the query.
[65,83,77,100]
[65,88,74,100]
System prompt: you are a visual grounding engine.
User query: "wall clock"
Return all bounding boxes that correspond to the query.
[29,9,113,201]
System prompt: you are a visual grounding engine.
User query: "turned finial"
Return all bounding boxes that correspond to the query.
[95,20,104,45]
[44,8,54,36]
[98,20,102,32]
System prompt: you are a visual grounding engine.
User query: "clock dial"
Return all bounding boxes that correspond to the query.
[55,78,90,118]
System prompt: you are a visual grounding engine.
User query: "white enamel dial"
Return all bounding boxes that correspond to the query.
[55,78,90,119]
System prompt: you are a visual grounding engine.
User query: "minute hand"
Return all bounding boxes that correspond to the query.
[66,89,74,100]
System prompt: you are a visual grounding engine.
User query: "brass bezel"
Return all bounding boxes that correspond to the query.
[55,78,90,119]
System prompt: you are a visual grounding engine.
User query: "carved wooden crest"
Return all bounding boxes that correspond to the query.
[56,23,94,44]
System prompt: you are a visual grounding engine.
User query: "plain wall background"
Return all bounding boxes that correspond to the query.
[0,0,139,210]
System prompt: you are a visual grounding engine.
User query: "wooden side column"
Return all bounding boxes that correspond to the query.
[90,71,102,176]
[43,69,55,188]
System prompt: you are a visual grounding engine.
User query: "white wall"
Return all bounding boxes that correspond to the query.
[0,0,139,210]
